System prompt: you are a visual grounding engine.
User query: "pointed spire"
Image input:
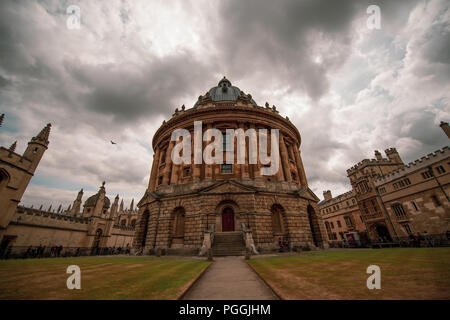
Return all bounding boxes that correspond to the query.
[57,204,62,213]
[0,113,4,127]
[67,204,71,211]
[8,141,17,153]
[130,198,134,211]
[99,181,106,193]
[35,123,51,142]
[39,204,43,210]
[48,204,52,212]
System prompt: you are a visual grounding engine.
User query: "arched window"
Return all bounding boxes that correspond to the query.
[93,228,102,249]
[0,169,10,193]
[271,204,285,234]
[130,219,136,227]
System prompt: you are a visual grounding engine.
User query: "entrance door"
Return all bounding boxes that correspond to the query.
[376,225,392,242]
[222,207,235,232]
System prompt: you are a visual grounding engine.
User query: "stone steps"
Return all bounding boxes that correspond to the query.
[212,232,245,256]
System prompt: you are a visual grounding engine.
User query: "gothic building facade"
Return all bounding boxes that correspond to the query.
[0,115,136,255]
[319,122,450,245]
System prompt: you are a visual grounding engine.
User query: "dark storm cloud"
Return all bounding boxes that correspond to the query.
[67,54,212,122]
[215,0,423,100]
[215,0,364,100]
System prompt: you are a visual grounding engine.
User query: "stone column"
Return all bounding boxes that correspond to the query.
[254,127,262,179]
[193,130,201,181]
[280,134,292,182]
[287,144,298,183]
[294,144,308,187]
[162,140,175,185]
[240,122,249,179]
[204,122,213,179]
[148,147,161,191]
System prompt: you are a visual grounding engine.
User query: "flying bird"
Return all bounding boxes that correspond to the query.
[111,140,117,145]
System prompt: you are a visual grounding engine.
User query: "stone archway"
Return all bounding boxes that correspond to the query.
[92,228,103,255]
[307,205,320,247]
[374,224,392,242]
[139,210,150,247]
[215,200,240,232]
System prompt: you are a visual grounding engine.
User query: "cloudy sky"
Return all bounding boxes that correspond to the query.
[0,0,449,209]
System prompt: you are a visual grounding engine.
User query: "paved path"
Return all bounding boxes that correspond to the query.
[182,256,278,300]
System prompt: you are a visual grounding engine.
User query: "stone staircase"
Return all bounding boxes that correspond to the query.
[212,232,246,256]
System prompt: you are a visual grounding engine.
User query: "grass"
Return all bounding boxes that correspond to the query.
[247,248,450,300]
[0,256,211,300]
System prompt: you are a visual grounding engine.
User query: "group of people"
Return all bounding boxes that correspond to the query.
[408,231,435,247]
[91,244,131,256]
[278,238,291,252]
[24,245,49,258]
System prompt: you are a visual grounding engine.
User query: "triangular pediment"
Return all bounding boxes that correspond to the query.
[198,180,257,194]
[295,187,320,202]
[137,191,160,207]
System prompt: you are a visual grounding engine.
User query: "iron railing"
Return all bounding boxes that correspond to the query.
[327,233,450,248]
[0,245,132,260]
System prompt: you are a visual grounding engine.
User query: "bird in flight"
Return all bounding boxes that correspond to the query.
[111,140,117,145]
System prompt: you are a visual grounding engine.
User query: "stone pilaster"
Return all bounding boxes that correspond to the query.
[148,147,161,191]
[280,134,292,182]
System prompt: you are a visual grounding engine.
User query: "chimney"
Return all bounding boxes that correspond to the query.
[440,121,450,139]
[323,190,332,201]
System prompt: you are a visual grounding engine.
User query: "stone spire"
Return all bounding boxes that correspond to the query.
[70,188,83,215]
[48,204,52,212]
[110,194,119,218]
[8,141,17,154]
[119,199,124,213]
[130,198,134,211]
[33,123,52,144]
[0,113,4,127]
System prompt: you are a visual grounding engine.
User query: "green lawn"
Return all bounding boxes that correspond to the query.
[0,256,211,300]
[247,248,450,300]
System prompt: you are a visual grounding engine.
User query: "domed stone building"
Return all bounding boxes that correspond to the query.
[135,77,328,255]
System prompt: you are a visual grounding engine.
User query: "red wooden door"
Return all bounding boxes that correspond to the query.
[222,208,235,231]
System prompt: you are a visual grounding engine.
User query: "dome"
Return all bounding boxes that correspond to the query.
[194,77,257,107]
[84,193,110,208]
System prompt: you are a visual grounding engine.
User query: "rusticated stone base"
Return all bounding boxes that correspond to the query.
[134,179,328,253]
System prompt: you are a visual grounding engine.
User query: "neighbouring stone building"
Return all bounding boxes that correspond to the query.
[134,77,328,255]
[319,122,450,245]
[0,114,136,255]
[318,190,367,245]
[374,146,449,238]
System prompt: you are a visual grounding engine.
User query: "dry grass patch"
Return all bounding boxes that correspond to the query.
[0,256,211,300]
[247,248,450,300]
